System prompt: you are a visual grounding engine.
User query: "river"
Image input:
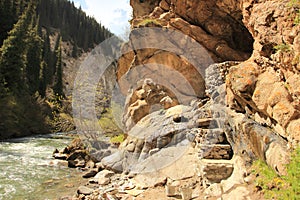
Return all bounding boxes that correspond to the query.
[0,133,85,200]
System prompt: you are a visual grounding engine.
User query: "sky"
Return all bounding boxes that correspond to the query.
[71,0,132,36]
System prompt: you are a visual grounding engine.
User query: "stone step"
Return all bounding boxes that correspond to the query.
[199,159,234,183]
[202,128,227,144]
[196,118,227,129]
[198,144,233,160]
[196,118,218,128]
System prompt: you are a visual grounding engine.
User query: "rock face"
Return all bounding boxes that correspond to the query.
[117,0,257,132]
[227,0,300,144]
[122,0,300,144]
[79,0,300,199]
[113,0,300,173]
[130,0,253,62]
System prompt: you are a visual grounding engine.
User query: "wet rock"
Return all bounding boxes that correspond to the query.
[82,169,98,178]
[53,153,68,160]
[67,150,89,161]
[85,160,95,169]
[49,160,68,167]
[68,158,85,168]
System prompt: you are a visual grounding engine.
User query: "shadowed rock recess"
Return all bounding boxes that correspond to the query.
[67,0,299,199]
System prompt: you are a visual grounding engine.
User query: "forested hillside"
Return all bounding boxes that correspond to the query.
[0,0,112,139]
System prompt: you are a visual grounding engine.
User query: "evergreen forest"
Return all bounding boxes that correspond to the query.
[0,0,113,139]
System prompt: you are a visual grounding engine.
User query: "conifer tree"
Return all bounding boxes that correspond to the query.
[0,1,35,93]
[53,36,63,97]
[72,42,78,58]
[42,30,53,85]
[38,60,47,97]
[25,16,43,94]
[0,0,15,45]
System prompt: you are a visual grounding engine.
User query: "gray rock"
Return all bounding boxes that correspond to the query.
[96,169,115,178]
[91,149,112,162]
[77,186,93,195]
[101,151,124,172]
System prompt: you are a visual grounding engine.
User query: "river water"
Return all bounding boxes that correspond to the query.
[0,133,85,200]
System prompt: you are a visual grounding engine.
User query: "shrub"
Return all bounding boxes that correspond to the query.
[110,134,126,144]
[252,146,300,199]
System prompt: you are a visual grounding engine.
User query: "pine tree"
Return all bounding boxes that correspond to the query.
[0,0,13,45]
[42,30,54,85]
[38,60,47,97]
[0,1,35,93]
[53,36,63,97]
[25,16,43,95]
[52,35,61,76]
[72,42,78,58]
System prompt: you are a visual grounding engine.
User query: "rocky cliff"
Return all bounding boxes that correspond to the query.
[122,0,297,193]
[128,0,299,138]
[69,0,300,199]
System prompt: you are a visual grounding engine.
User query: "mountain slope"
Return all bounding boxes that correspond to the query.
[0,0,112,139]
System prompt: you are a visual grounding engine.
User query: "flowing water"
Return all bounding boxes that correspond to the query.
[0,133,85,200]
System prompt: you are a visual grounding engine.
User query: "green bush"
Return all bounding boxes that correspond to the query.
[252,147,300,199]
[110,134,126,144]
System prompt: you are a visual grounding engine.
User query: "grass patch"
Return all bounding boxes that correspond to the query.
[289,0,300,25]
[274,43,291,53]
[110,134,126,144]
[98,107,123,136]
[252,147,300,199]
[137,18,162,27]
